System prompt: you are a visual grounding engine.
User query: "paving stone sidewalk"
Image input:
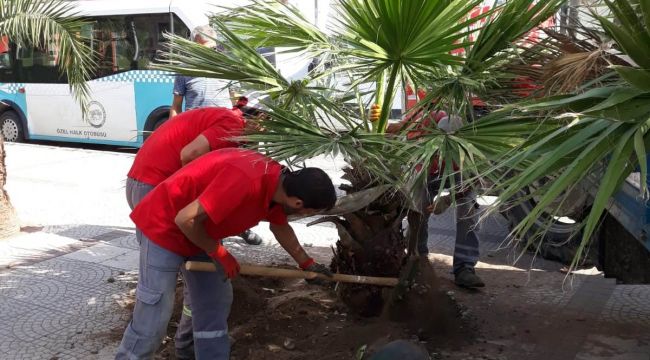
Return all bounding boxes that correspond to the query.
[1,143,649,359]
[0,143,345,359]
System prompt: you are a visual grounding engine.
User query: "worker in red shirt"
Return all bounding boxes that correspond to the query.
[116,148,336,359]
[384,106,485,288]
[127,103,266,245]
[125,105,266,359]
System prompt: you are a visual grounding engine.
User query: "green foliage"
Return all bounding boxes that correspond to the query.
[159,0,561,191]
[488,0,650,269]
[158,0,650,270]
[0,0,95,110]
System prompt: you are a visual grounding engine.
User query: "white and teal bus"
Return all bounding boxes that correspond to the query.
[0,0,281,147]
[0,0,400,147]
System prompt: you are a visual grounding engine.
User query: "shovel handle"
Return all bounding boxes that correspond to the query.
[185,261,398,287]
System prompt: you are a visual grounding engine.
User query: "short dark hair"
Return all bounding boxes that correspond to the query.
[282,168,336,210]
[241,106,266,119]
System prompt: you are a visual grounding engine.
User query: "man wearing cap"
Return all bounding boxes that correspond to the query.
[116,148,336,359]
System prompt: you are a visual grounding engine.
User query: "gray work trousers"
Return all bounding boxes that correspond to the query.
[124,178,196,359]
[115,230,232,359]
[409,177,480,274]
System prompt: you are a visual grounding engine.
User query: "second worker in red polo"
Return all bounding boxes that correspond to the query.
[116,148,336,360]
[124,105,266,358]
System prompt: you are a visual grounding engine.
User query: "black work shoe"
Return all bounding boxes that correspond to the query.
[454,268,485,288]
[240,229,263,245]
[175,347,195,360]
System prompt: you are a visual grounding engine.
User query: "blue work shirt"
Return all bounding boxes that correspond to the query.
[173,76,232,110]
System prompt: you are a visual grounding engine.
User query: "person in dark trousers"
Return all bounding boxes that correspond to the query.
[116,148,336,360]
[126,106,264,359]
[385,108,485,288]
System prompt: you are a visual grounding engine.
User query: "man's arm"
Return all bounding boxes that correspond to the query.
[180,134,210,166]
[176,199,240,278]
[269,223,311,265]
[270,223,333,281]
[175,200,216,253]
[169,94,184,118]
[386,119,408,134]
[228,88,239,107]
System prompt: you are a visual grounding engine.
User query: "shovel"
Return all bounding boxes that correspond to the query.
[185,261,399,287]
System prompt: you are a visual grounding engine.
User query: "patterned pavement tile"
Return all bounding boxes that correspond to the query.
[13,257,120,288]
[427,208,511,257]
[0,297,42,323]
[0,232,84,268]
[601,285,650,326]
[99,249,139,271]
[0,334,59,360]
[61,243,131,263]
[0,310,120,359]
[520,281,583,308]
[92,229,134,242]
[1,273,125,317]
[106,234,139,251]
[52,225,118,241]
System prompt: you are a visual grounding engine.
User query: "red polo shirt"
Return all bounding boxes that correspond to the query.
[127,107,246,186]
[131,149,288,257]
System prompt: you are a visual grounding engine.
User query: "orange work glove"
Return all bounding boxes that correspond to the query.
[209,245,240,278]
[369,104,381,122]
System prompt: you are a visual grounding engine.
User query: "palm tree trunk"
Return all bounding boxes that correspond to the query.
[0,136,19,238]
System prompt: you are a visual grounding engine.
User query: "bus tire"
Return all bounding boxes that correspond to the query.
[143,108,169,141]
[0,111,24,142]
[153,116,168,130]
[505,189,600,268]
[143,115,168,141]
[142,116,168,141]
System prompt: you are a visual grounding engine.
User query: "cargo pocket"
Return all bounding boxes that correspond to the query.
[136,283,163,305]
[132,283,166,337]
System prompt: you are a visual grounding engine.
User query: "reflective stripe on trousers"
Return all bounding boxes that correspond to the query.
[115,231,232,360]
[125,177,197,358]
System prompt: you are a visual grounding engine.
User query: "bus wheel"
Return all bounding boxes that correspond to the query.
[143,116,168,141]
[153,117,168,130]
[0,111,24,142]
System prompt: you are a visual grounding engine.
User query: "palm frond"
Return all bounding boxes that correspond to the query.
[485,0,650,270]
[0,0,95,110]
[241,104,401,184]
[217,0,331,55]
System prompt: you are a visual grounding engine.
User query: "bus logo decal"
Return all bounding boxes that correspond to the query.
[87,101,106,128]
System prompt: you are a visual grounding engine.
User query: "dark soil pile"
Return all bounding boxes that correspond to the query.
[154,264,472,360]
[384,258,465,342]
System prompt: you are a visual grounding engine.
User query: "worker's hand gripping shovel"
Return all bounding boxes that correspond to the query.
[185,261,399,287]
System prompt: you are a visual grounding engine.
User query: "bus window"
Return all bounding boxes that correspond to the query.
[88,16,136,78]
[130,13,186,68]
[0,36,12,69]
[0,35,16,83]
[83,13,189,76]
[172,14,191,39]
[4,37,64,83]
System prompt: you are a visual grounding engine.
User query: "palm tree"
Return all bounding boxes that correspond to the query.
[481,0,650,270]
[158,0,564,313]
[0,0,95,238]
